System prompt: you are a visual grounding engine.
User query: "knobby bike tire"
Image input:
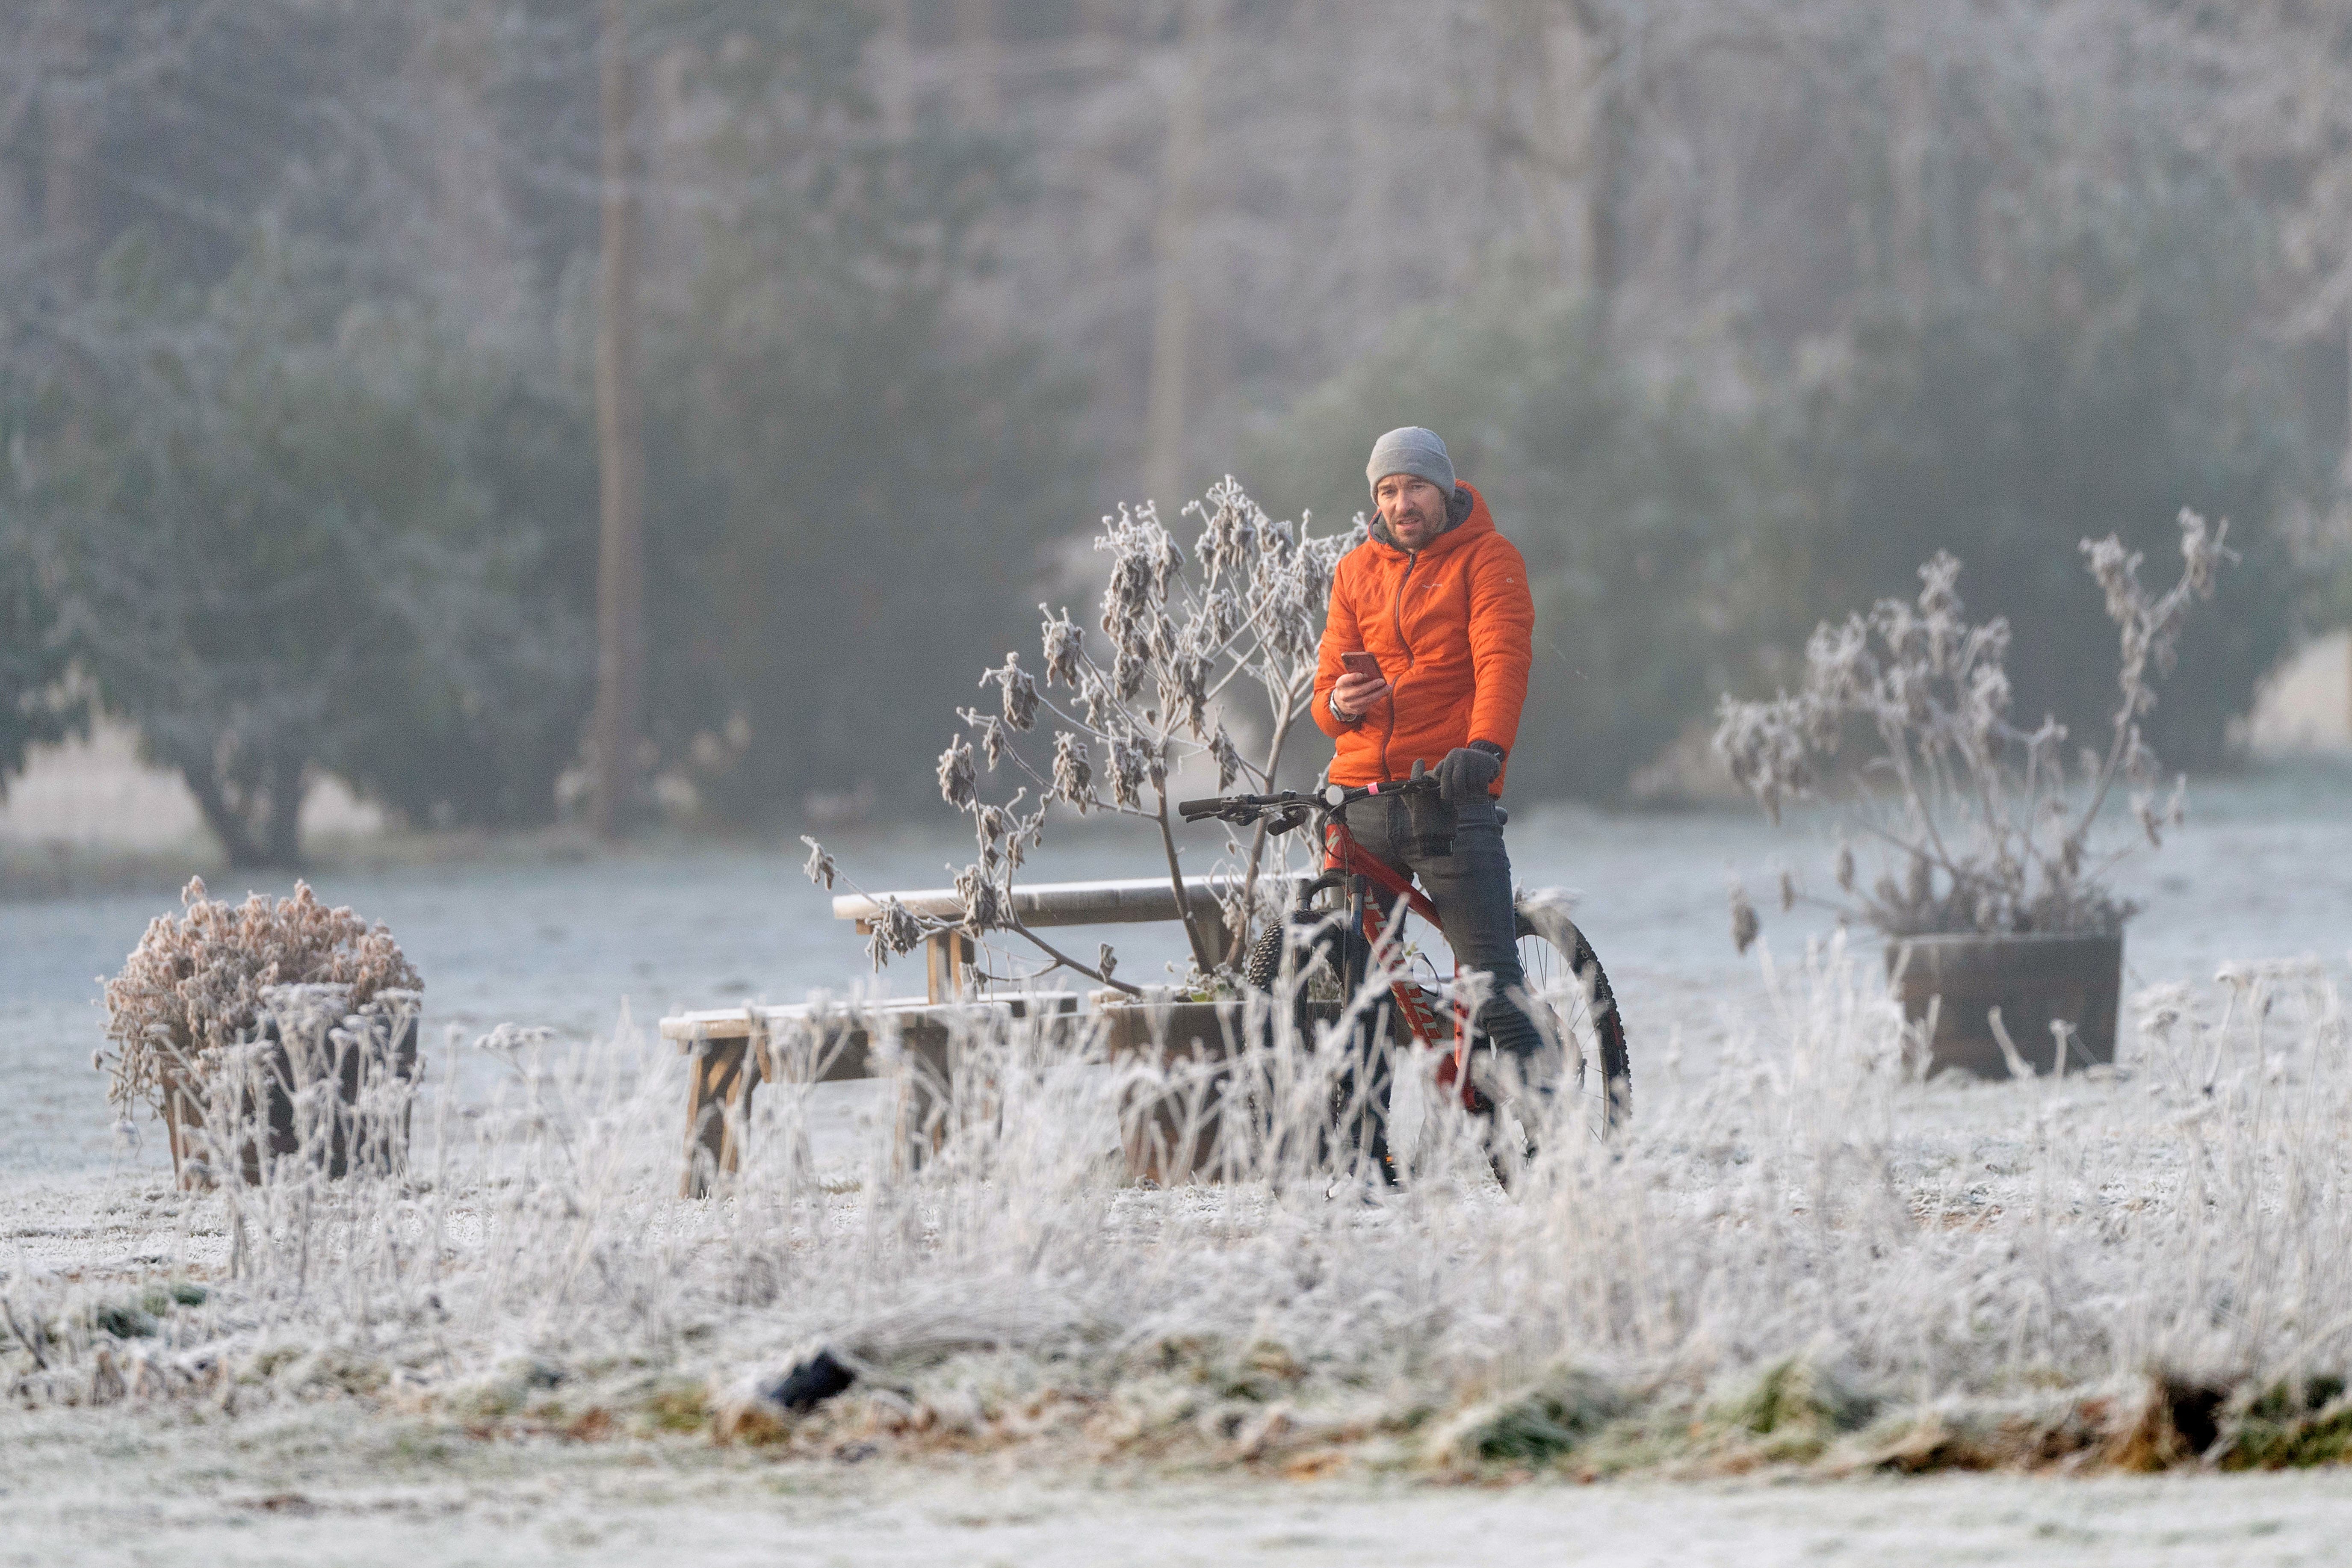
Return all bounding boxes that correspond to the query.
[1512,899,1631,1134]
[1243,901,1399,1180]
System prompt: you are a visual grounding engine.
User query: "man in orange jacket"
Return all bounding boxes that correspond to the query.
[1313,425,1548,1097]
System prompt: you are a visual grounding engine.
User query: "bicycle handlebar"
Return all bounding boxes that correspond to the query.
[1177,774,1442,825]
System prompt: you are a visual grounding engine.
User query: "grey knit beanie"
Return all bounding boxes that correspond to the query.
[1365,426,1455,497]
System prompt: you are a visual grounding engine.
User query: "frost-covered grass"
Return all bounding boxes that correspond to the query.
[7,935,2351,1484]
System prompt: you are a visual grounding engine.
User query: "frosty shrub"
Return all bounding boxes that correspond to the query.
[806,478,1356,989]
[1713,509,2235,944]
[99,877,422,1114]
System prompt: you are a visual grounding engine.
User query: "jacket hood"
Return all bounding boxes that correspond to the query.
[1368,481,1489,555]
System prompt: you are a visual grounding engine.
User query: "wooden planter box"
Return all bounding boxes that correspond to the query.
[1102,997,1353,1184]
[161,1005,420,1189]
[1886,931,2123,1078]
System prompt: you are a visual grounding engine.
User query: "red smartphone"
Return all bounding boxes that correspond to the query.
[1340,651,1385,682]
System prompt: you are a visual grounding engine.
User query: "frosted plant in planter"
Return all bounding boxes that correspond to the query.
[1711,511,2235,1074]
[804,477,1355,992]
[99,877,422,1184]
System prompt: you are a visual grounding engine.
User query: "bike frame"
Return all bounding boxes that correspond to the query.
[1316,810,1481,1095]
[1185,774,1633,1150]
[1184,777,1486,1109]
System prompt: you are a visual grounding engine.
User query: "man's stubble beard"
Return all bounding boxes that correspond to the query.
[1389,502,1439,547]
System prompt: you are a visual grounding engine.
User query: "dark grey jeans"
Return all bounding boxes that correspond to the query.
[1341,791,1545,1063]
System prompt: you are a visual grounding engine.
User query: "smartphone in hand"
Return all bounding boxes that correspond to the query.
[1340,651,1384,682]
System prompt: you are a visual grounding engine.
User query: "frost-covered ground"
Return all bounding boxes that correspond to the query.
[12,1402,2352,1567]
[5,762,2352,1563]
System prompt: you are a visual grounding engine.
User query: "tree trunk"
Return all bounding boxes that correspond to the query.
[37,9,98,293]
[1565,2,1629,310]
[178,755,307,871]
[263,751,307,868]
[1585,83,1627,305]
[875,0,913,138]
[181,764,260,870]
[589,0,647,841]
[1143,0,1216,511]
[952,0,1000,119]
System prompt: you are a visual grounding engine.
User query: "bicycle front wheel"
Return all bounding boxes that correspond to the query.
[1512,895,1631,1134]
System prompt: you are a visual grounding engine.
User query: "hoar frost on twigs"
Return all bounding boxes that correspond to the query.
[1714,510,2234,945]
[805,479,1356,990]
[98,878,421,1112]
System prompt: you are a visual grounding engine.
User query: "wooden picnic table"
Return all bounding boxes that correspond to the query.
[665,870,1307,1194]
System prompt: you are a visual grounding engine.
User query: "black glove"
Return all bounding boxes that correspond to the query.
[1436,742,1503,805]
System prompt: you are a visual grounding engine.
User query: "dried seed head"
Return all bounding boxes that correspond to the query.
[955,863,1007,933]
[936,738,976,809]
[2176,508,2235,598]
[1204,586,1240,644]
[1728,882,1760,955]
[1039,604,1084,686]
[1209,727,1241,791]
[959,711,1006,769]
[974,804,1010,866]
[982,653,1040,731]
[1077,670,1113,731]
[1834,841,1856,893]
[1051,731,1093,809]
[867,898,924,969]
[1160,653,1209,738]
[2080,534,2141,626]
[1003,800,1042,870]
[1195,476,1264,585]
[1107,735,1151,809]
[1777,869,1797,913]
[800,836,836,890]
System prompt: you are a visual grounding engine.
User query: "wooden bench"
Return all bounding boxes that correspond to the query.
[664,871,1306,1195]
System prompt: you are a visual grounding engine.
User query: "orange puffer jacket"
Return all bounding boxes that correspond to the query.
[1312,482,1534,793]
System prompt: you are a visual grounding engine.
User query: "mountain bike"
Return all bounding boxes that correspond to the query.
[1178,769,1630,1180]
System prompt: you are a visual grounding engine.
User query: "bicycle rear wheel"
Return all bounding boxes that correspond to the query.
[1512,895,1631,1135]
[1242,894,1401,1184]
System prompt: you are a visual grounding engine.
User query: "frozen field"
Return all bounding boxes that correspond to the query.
[5,762,2352,1564]
[12,1403,2352,1566]
[10,761,2349,1177]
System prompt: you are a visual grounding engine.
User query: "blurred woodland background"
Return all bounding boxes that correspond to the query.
[0,0,2348,866]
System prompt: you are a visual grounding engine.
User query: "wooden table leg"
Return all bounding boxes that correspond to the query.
[681,1037,755,1197]
[924,931,975,1003]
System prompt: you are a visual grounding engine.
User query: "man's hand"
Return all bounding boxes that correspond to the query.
[1436,743,1503,803]
[1330,670,1391,722]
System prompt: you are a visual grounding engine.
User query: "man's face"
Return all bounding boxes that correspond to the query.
[1374,473,1449,551]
